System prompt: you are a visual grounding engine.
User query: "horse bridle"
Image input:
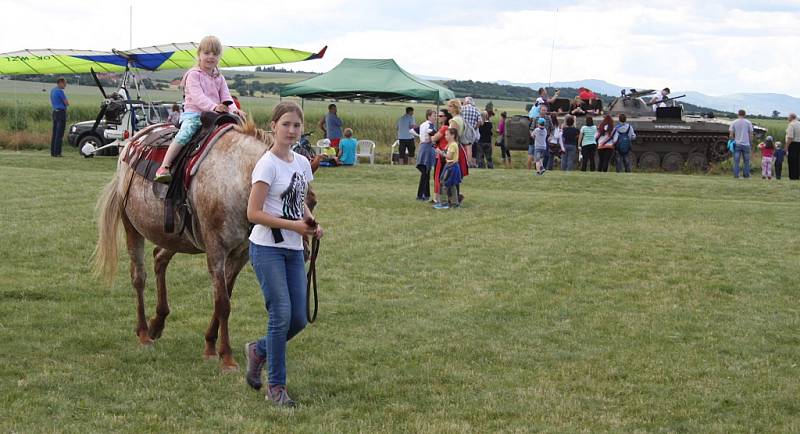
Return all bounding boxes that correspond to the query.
[306,237,320,323]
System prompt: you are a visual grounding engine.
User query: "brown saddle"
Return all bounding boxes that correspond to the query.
[123,112,242,234]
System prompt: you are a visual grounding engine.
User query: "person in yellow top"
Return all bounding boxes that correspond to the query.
[434,127,463,209]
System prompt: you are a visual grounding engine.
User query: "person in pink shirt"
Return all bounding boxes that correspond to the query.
[758,136,776,180]
[155,35,244,183]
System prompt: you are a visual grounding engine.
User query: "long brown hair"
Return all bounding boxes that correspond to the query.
[598,114,614,136]
[271,101,304,123]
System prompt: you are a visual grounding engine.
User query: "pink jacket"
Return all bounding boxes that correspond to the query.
[181,67,235,114]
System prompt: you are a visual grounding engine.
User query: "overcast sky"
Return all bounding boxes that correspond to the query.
[2,0,799,96]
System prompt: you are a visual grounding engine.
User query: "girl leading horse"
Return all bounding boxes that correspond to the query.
[93,119,316,372]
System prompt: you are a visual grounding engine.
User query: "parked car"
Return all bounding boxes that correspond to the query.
[68,102,177,156]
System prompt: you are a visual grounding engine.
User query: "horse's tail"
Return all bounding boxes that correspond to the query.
[92,170,125,286]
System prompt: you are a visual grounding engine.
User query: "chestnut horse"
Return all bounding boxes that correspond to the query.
[93,122,315,371]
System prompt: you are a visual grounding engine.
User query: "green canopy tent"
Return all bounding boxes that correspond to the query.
[280,58,455,104]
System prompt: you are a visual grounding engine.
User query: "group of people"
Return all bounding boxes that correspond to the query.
[526,112,636,174]
[728,109,800,180]
[314,103,358,166]
[526,87,637,175]
[407,97,509,209]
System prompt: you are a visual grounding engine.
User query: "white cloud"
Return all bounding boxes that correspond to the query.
[1,0,798,96]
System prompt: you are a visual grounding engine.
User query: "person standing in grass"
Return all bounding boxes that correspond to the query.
[396,107,416,165]
[613,113,636,173]
[244,101,323,407]
[774,142,786,180]
[539,106,553,169]
[529,117,548,175]
[461,97,482,167]
[443,99,469,203]
[560,115,579,171]
[729,109,754,179]
[497,111,512,168]
[757,136,775,180]
[318,103,343,149]
[579,116,598,171]
[431,109,453,205]
[413,109,437,200]
[477,111,494,168]
[49,77,69,157]
[433,127,463,209]
[547,113,562,171]
[785,113,800,180]
[596,114,615,172]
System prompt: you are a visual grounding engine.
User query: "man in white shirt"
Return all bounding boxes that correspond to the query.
[650,88,670,112]
[785,113,800,180]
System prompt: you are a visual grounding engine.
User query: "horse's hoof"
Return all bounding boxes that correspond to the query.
[221,362,239,373]
[203,353,217,361]
[138,334,155,347]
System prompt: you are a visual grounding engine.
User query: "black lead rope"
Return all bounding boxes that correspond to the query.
[306,237,320,323]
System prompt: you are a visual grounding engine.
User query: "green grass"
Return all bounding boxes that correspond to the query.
[1,151,799,433]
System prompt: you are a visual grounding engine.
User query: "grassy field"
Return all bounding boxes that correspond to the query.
[1,151,799,433]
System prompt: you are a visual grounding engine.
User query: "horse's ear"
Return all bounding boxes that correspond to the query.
[310,156,321,173]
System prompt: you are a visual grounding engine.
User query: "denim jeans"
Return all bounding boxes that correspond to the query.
[250,243,307,386]
[51,110,66,156]
[616,152,632,173]
[733,144,751,178]
[561,145,577,171]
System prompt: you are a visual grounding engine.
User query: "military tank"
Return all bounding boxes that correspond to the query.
[603,89,732,171]
[504,89,764,171]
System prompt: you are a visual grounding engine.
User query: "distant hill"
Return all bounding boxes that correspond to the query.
[680,91,800,118]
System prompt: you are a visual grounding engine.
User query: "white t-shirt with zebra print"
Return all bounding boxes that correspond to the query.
[249,150,313,250]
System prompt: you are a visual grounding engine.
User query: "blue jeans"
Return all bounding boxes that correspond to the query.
[561,145,577,171]
[733,144,751,178]
[249,243,307,386]
[51,110,66,156]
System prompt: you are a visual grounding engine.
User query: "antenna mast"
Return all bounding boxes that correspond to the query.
[548,8,558,88]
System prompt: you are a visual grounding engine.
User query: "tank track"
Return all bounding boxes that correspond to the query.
[632,133,729,171]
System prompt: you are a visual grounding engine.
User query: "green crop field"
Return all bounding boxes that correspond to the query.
[0,77,787,166]
[0,77,529,157]
[1,151,799,433]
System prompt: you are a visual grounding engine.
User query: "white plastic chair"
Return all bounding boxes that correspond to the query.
[390,140,400,165]
[313,138,330,155]
[355,140,376,164]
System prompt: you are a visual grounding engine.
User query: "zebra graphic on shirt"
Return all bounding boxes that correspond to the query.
[280,172,307,220]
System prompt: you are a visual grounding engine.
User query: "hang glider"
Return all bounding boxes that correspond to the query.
[0,43,327,75]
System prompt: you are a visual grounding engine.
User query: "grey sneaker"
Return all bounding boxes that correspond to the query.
[266,385,296,407]
[244,341,265,390]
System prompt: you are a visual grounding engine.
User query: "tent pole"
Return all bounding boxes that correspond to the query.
[301,98,305,109]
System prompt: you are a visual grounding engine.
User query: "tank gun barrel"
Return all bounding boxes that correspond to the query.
[647,94,686,105]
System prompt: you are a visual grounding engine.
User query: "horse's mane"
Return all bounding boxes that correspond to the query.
[234,120,273,149]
